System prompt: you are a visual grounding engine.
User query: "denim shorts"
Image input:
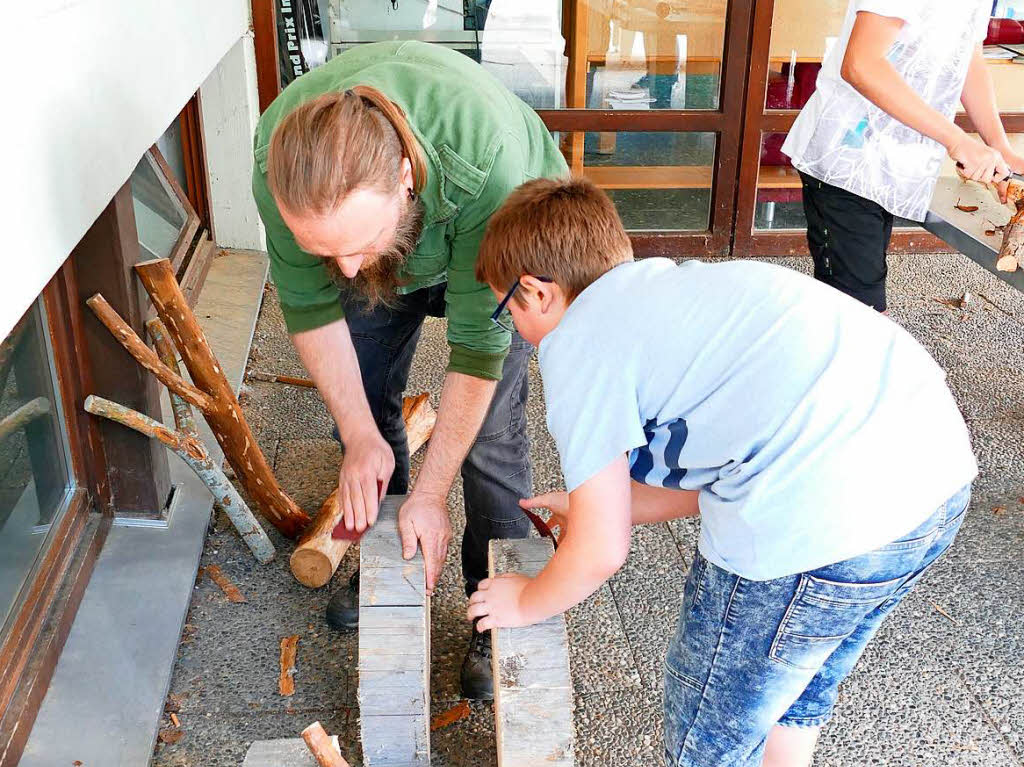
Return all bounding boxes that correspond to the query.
[664,485,971,767]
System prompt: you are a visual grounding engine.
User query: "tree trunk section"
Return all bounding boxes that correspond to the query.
[289,394,436,588]
[133,258,310,538]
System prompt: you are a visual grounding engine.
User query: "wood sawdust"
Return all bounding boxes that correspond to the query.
[201,565,246,603]
[279,635,299,696]
[431,700,472,731]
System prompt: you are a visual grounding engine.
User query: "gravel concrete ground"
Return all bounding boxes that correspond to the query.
[153,253,1024,767]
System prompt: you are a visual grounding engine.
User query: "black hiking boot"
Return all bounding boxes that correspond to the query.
[459,625,493,700]
[325,569,360,631]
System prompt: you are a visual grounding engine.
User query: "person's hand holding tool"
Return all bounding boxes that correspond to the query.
[948,130,1011,185]
[336,432,393,535]
[519,491,569,543]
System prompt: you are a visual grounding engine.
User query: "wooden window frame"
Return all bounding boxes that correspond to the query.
[535,0,756,257]
[0,259,113,767]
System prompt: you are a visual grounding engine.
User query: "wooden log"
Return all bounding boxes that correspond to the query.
[301,722,351,767]
[147,318,198,436]
[997,202,1024,272]
[86,293,215,413]
[288,394,436,588]
[489,538,574,767]
[0,397,51,443]
[133,257,310,538]
[84,395,276,563]
[358,495,430,766]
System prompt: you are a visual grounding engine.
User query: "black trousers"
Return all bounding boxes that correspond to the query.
[799,171,893,312]
[337,283,532,595]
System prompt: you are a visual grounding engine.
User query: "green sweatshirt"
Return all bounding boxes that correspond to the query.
[251,41,567,380]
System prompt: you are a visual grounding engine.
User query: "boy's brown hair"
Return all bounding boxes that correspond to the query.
[476,176,633,302]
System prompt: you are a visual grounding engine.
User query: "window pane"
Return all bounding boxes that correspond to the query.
[985,4,1024,111]
[130,153,187,261]
[328,0,727,110]
[561,130,715,230]
[0,301,72,628]
[764,0,845,111]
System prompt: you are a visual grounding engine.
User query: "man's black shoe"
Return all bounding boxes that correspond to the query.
[459,625,493,700]
[325,569,360,631]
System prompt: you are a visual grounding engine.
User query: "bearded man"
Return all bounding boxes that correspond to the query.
[251,40,567,699]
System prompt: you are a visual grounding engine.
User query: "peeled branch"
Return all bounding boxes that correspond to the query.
[997,200,1024,272]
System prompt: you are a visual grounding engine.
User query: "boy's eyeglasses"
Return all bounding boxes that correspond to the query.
[490,276,554,334]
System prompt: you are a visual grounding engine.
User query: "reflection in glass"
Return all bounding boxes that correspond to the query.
[130,153,187,261]
[0,302,72,628]
[328,0,726,110]
[562,130,715,230]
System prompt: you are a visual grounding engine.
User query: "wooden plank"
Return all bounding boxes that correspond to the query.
[358,495,430,766]
[243,736,341,767]
[581,164,799,190]
[489,538,574,767]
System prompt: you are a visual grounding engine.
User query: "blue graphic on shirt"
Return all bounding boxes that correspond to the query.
[841,117,868,148]
[629,418,689,488]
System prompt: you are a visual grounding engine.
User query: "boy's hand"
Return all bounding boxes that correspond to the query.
[948,130,1011,185]
[520,491,569,542]
[466,574,534,630]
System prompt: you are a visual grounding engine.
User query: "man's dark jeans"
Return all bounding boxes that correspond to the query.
[336,283,532,595]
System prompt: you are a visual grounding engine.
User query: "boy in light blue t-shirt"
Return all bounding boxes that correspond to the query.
[467,177,977,767]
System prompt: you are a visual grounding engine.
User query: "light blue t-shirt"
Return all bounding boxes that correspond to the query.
[538,258,977,581]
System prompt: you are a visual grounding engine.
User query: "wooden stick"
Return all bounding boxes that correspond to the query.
[301,722,351,767]
[84,395,276,563]
[279,635,299,696]
[248,371,316,388]
[288,394,436,588]
[86,294,215,413]
[997,202,1024,272]
[147,318,198,436]
[0,397,51,442]
[134,258,310,538]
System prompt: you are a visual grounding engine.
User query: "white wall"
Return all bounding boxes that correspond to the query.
[3,0,253,340]
[200,33,266,252]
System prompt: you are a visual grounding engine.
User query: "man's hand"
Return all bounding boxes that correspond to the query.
[466,573,534,631]
[397,492,452,594]
[948,130,1011,185]
[338,430,394,534]
[519,491,569,542]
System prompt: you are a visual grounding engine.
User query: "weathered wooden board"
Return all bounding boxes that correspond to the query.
[242,736,341,767]
[359,495,430,766]
[489,538,575,767]
[925,175,1024,293]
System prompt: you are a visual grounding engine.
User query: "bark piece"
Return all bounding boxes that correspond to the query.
[279,635,299,696]
[288,395,436,588]
[203,564,247,603]
[248,371,316,388]
[488,538,574,767]
[84,395,275,564]
[301,722,351,767]
[430,700,471,732]
[133,258,310,538]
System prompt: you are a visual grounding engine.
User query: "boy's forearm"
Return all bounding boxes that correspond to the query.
[518,534,625,623]
[961,47,1012,154]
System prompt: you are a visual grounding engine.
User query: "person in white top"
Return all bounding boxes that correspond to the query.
[783,1,1024,312]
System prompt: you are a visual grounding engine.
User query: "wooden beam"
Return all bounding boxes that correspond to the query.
[489,538,574,767]
[358,495,430,767]
[253,0,281,114]
[133,257,310,538]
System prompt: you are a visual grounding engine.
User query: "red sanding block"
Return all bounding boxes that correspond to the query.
[331,479,383,541]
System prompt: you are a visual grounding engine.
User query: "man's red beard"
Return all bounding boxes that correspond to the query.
[327,194,425,310]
